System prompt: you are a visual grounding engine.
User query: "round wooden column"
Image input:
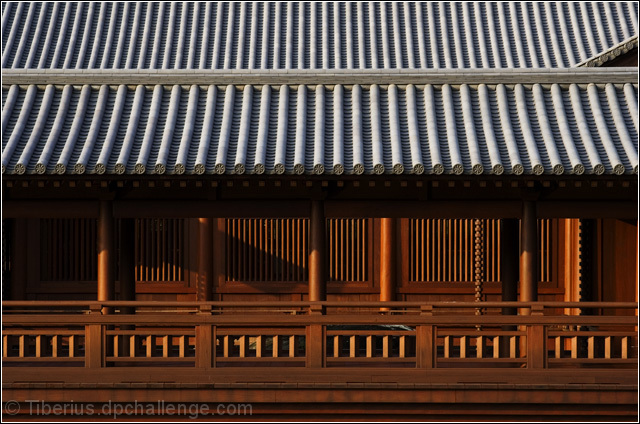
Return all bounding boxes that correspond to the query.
[309,200,326,302]
[520,201,538,308]
[98,200,115,313]
[198,218,213,302]
[380,218,396,306]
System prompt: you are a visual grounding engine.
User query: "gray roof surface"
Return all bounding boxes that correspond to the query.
[1,2,638,178]
[2,2,638,70]
[2,80,637,176]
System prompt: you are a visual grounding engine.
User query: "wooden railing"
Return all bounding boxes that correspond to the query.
[2,301,637,371]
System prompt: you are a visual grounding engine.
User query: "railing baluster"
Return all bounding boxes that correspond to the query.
[256,335,262,358]
[113,335,119,358]
[223,335,229,358]
[239,335,246,358]
[444,335,450,358]
[493,336,499,359]
[509,336,516,359]
[69,335,75,358]
[162,335,169,358]
[333,335,339,358]
[555,336,562,359]
[476,336,483,358]
[179,335,185,358]
[129,335,136,358]
[571,336,577,359]
[460,336,467,359]
[289,335,295,358]
[588,336,594,359]
[399,335,405,358]
[272,335,279,358]
[383,335,389,358]
[146,335,153,358]
[366,335,373,358]
[35,335,42,358]
[3,335,8,357]
[18,335,25,358]
[350,335,356,358]
[604,336,611,359]
[621,337,628,359]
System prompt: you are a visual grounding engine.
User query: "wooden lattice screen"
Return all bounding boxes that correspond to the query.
[40,218,98,281]
[225,219,309,282]
[327,219,369,282]
[135,219,185,282]
[409,219,553,283]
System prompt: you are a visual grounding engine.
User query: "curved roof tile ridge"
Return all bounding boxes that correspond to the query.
[2,2,638,71]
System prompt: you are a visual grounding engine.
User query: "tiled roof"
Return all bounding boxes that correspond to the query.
[1,2,638,178]
[1,2,638,70]
[2,81,637,176]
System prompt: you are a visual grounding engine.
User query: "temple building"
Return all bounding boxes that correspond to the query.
[1,2,638,421]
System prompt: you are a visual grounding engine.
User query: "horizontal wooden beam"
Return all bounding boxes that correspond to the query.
[112,200,310,218]
[325,201,523,218]
[2,201,99,218]
[2,200,636,219]
[536,201,637,218]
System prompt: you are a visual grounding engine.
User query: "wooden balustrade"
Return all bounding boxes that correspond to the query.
[2,301,637,372]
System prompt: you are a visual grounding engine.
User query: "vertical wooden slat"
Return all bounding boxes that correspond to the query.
[113,335,119,358]
[334,335,340,358]
[476,336,483,358]
[179,336,185,358]
[35,335,42,358]
[52,335,58,358]
[223,335,229,358]
[621,337,628,359]
[256,335,262,358]
[571,336,577,359]
[146,335,153,358]
[69,335,75,358]
[162,335,169,358]
[604,336,611,359]
[130,335,136,358]
[460,336,467,359]
[366,335,372,358]
[349,335,356,358]
[399,335,405,358]
[555,336,562,359]
[272,335,279,358]
[509,336,516,359]
[239,336,246,358]
[289,335,295,358]
[444,335,450,358]
[587,336,594,359]
[383,335,389,358]
[493,336,499,359]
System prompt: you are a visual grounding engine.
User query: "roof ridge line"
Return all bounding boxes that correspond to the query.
[578,35,638,68]
[2,68,638,86]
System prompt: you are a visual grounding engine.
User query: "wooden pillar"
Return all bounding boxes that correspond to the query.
[309,200,326,302]
[98,200,115,313]
[380,218,396,308]
[198,218,213,302]
[10,218,27,300]
[520,201,538,308]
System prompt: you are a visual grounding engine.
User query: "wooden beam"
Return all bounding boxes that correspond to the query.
[520,201,538,307]
[113,200,310,218]
[3,201,99,218]
[325,201,522,218]
[309,201,326,302]
[380,218,396,308]
[537,201,637,219]
[98,200,114,314]
[198,218,213,302]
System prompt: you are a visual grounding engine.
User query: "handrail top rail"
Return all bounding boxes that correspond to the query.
[2,300,638,309]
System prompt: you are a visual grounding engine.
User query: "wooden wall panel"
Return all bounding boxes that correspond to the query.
[599,219,637,317]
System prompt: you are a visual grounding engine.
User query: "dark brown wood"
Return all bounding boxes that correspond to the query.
[113,200,310,218]
[3,201,99,218]
[305,324,324,368]
[309,201,326,302]
[536,201,637,219]
[325,201,523,218]
[520,201,538,306]
[501,219,519,314]
[10,218,27,300]
[97,201,114,312]
[119,219,136,308]
[380,218,396,306]
[197,218,213,301]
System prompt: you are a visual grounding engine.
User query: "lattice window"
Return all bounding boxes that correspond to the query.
[409,219,553,283]
[135,219,185,282]
[327,218,369,282]
[225,219,309,282]
[40,219,98,281]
